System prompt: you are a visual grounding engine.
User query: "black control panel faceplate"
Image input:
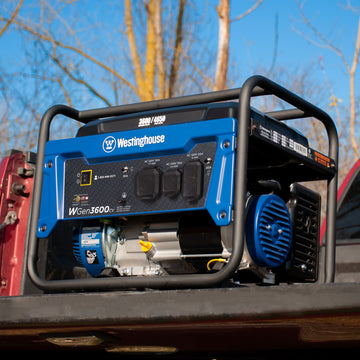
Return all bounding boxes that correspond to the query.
[64,143,217,219]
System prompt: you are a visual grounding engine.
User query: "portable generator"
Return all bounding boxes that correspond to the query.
[25,76,338,292]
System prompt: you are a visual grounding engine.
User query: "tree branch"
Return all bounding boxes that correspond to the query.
[182,52,216,91]
[230,0,263,22]
[294,0,360,159]
[294,0,351,72]
[0,0,23,38]
[351,17,360,75]
[51,53,112,107]
[10,15,139,96]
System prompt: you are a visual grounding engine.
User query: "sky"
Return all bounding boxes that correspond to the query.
[227,0,359,110]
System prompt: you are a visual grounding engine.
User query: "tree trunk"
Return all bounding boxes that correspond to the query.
[215,0,230,91]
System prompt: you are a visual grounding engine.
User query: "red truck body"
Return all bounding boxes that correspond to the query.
[0,151,34,296]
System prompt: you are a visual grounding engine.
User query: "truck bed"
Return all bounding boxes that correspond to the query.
[1,282,360,356]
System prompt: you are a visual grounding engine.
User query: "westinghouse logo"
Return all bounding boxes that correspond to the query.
[118,134,165,148]
[102,134,165,152]
[102,136,116,153]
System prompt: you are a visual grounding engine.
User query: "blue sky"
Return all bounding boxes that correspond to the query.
[227,0,359,110]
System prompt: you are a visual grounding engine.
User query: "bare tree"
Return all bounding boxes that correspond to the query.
[214,0,263,91]
[5,0,191,104]
[293,0,360,160]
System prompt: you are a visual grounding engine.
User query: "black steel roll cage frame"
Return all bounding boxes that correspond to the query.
[26,75,339,291]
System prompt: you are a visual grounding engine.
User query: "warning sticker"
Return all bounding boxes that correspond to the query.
[85,250,99,265]
[314,151,330,168]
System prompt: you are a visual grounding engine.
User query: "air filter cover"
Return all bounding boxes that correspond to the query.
[246,194,292,267]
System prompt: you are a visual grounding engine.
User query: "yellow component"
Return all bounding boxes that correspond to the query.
[139,240,153,253]
[206,258,227,271]
[80,169,92,186]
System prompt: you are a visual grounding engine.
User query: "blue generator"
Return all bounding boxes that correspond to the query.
[26,76,338,291]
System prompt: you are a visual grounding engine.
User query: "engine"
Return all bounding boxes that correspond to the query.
[71,192,294,283]
[26,76,337,292]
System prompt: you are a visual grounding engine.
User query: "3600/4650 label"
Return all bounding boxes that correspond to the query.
[68,205,113,217]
